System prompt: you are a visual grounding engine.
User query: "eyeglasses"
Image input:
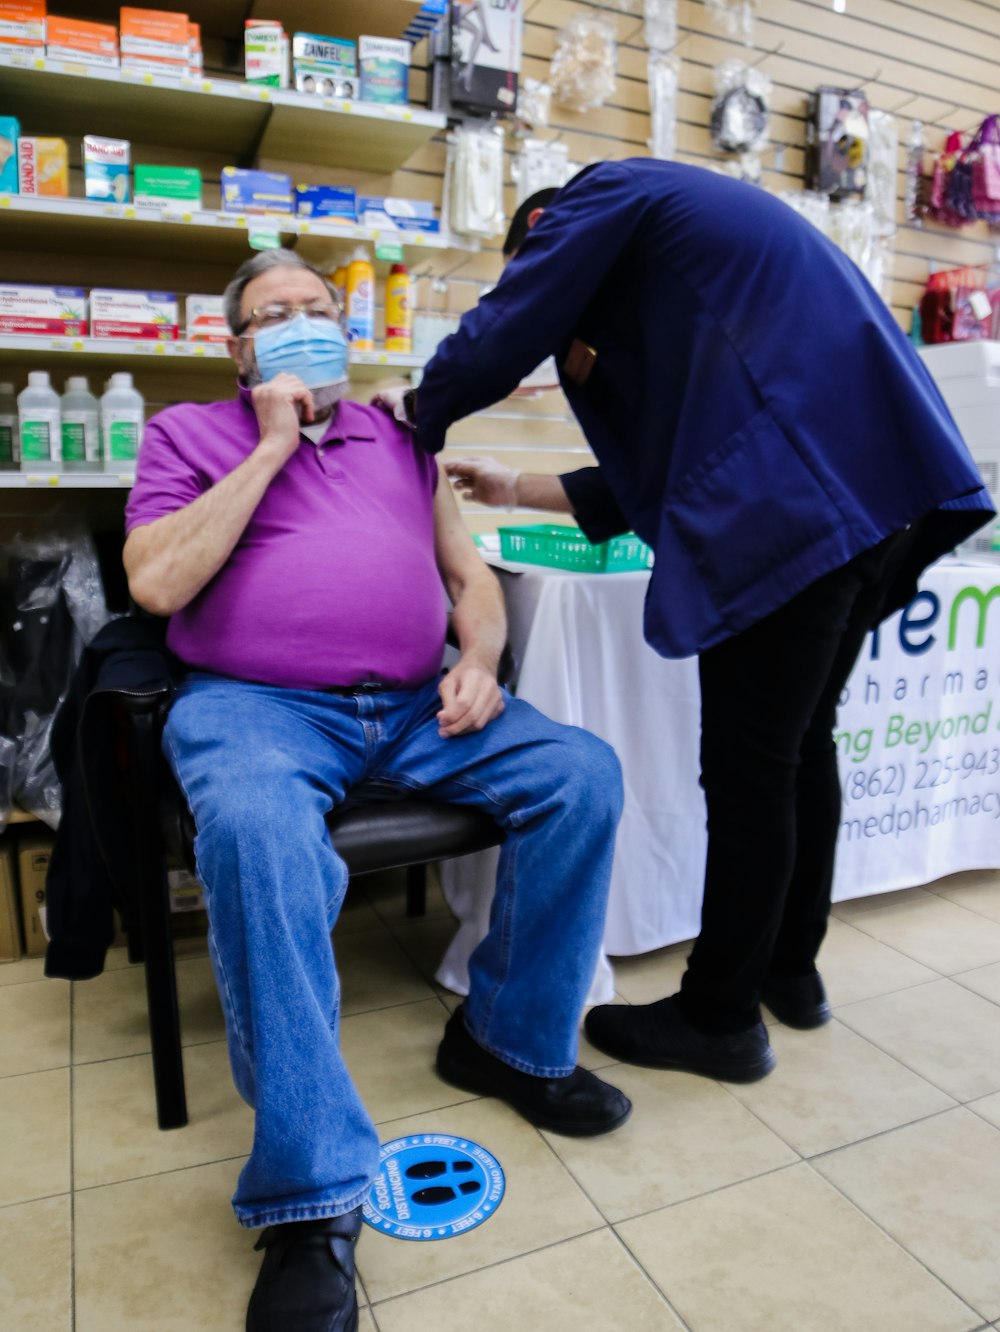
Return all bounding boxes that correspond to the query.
[238,300,343,335]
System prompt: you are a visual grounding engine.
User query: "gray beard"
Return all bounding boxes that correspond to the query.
[241,362,348,415]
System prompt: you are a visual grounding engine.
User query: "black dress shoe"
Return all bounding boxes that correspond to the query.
[436,1006,632,1136]
[246,1209,362,1332]
[761,972,832,1029]
[584,995,775,1083]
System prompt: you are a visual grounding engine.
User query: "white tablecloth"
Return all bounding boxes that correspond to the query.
[437,557,1000,999]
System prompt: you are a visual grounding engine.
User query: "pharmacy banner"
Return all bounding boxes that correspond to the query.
[833,559,1000,899]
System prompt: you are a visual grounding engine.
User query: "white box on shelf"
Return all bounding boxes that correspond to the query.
[90,288,178,340]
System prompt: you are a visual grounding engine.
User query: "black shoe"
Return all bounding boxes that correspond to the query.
[436,1006,632,1137]
[761,972,832,1029]
[246,1209,362,1332]
[584,995,775,1083]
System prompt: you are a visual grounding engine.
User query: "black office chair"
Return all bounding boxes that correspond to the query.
[117,683,506,1131]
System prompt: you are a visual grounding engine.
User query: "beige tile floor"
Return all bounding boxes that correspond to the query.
[3,867,1000,1330]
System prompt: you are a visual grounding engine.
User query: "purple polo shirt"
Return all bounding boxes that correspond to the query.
[125,386,447,690]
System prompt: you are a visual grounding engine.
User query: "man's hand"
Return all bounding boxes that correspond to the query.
[444,457,520,508]
[370,385,413,427]
[251,373,314,464]
[437,659,504,737]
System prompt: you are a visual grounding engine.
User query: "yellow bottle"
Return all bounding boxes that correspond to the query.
[345,247,375,351]
[329,263,348,314]
[384,262,412,353]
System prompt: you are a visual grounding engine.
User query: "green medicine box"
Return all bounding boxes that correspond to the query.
[133,165,203,209]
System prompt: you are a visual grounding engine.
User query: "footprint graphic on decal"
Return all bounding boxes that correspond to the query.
[405,1159,482,1205]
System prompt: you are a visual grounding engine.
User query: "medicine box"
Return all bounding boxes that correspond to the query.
[17,137,69,196]
[0,116,18,193]
[0,283,88,335]
[295,184,356,221]
[221,166,294,215]
[245,18,288,87]
[186,293,228,343]
[0,1,45,51]
[120,7,191,63]
[46,16,119,67]
[90,288,179,340]
[292,31,355,96]
[17,833,52,960]
[134,163,202,208]
[357,196,439,233]
[358,34,410,105]
[83,135,131,203]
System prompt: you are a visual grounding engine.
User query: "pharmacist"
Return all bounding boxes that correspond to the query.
[380,159,995,1084]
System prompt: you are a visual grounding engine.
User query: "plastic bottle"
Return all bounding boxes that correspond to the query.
[0,380,18,469]
[18,371,61,472]
[330,262,348,313]
[101,372,145,474]
[345,246,375,351]
[384,262,412,353]
[61,375,101,472]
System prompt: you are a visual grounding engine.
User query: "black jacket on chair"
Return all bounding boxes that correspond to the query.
[44,616,181,981]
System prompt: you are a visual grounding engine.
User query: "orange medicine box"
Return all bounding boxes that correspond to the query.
[120,7,191,60]
[0,0,45,49]
[47,16,119,66]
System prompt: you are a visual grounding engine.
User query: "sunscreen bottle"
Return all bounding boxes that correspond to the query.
[345,247,375,351]
[384,262,412,353]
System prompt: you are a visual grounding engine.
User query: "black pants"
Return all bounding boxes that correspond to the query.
[678,531,914,1033]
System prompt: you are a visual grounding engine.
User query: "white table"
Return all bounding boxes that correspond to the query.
[437,556,1000,1000]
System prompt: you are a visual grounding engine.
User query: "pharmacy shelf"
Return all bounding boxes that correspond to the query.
[0,53,446,172]
[0,472,134,489]
[0,195,474,264]
[0,335,425,381]
[47,1,435,48]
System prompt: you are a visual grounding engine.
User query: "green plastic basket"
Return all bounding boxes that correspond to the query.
[498,524,653,572]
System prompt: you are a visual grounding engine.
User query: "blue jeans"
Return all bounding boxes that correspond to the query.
[163,674,622,1229]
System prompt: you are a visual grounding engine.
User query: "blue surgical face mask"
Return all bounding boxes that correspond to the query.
[252,313,349,392]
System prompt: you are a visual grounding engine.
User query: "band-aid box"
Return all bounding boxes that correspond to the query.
[0,116,18,192]
[17,138,70,196]
[90,288,178,340]
[83,135,131,203]
[0,283,88,336]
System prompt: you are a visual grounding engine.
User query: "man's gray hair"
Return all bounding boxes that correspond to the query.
[222,249,339,333]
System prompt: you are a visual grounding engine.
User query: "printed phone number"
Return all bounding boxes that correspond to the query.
[843,748,1000,801]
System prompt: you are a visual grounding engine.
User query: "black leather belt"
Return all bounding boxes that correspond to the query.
[322,681,386,695]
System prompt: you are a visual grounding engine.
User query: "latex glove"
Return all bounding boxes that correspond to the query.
[370,385,413,428]
[444,457,520,508]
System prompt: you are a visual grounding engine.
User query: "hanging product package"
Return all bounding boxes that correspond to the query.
[513,138,570,205]
[705,0,756,46]
[904,119,926,226]
[970,114,1000,223]
[648,50,680,161]
[445,123,506,237]
[643,0,678,52]
[549,14,617,113]
[806,87,870,200]
[0,532,112,829]
[866,109,899,238]
[710,61,771,156]
[515,76,552,132]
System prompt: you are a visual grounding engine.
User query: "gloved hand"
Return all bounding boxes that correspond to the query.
[444,457,521,508]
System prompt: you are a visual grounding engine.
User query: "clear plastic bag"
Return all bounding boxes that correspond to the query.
[444,123,506,238]
[0,531,113,830]
[549,15,618,113]
[513,138,571,204]
[710,60,771,155]
[644,0,678,52]
[648,50,680,161]
[867,109,899,238]
[705,0,756,45]
[515,77,552,132]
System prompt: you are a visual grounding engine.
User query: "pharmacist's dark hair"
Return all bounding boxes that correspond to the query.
[502,188,561,257]
[223,249,339,333]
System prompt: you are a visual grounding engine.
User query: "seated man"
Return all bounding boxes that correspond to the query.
[123,249,630,1332]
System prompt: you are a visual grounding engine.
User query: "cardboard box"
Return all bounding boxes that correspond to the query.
[187,19,200,75]
[0,282,87,335]
[120,7,190,60]
[357,195,439,233]
[0,115,18,193]
[134,163,201,208]
[358,34,409,105]
[17,137,69,196]
[0,0,45,50]
[185,293,228,342]
[0,843,22,962]
[17,832,52,959]
[292,30,355,96]
[90,287,178,340]
[245,18,288,87]
[46,15,119,67]
[220,166,294,215]
[295,183,355,221]
[83,134,130,203]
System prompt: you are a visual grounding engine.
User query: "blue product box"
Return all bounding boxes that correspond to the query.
[0,117,20,193]
[357,195,440,233]
[221,167,295,215]
[358,34,409,105]
[295,184,356,221]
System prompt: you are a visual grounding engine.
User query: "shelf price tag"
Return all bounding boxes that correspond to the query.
[375,240,404,263]
[249,229,282,251]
